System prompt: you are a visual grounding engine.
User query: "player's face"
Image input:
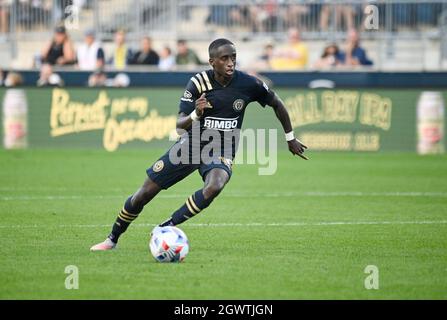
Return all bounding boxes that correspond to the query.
[210,44,236,78]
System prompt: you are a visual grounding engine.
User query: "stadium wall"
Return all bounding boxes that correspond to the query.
[1,87,446,153]
[11,71,447,88]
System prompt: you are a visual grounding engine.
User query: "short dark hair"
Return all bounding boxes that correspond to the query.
[208,38,234,58]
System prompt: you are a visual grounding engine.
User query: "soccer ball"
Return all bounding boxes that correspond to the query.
[149,226,189,263]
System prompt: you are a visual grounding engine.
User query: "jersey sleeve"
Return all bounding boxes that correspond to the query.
[252,77,275,107]
[178,77,201,114]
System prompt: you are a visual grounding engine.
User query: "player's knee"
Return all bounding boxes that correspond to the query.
[203,179,226,199]
[134,180,160,205]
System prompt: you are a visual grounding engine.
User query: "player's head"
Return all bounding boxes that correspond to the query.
[208,38,236,78]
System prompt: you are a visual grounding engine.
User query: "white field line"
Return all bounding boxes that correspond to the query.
[0,220,446,229]
[1,191,447,201]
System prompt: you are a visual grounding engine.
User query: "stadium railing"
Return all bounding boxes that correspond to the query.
[1,0,447,70]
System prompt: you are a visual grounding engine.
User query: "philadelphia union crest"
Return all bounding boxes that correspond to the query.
[153,160,164,172]
[233,99,245,112]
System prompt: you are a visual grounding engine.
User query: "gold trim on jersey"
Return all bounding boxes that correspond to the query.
[201,71,213,91]
[191,77,202,94]
[195,73,207,93]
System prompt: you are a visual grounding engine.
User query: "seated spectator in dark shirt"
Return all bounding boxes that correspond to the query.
[338,29,373,66]
[313,44,342,68]
[129,37,159,66]
[176,39,201,66]
[41,25,76,66]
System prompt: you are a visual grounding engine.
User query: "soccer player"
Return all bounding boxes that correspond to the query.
[90,39,308,251]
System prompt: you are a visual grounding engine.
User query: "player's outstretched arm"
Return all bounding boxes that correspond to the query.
[269,93,308,160]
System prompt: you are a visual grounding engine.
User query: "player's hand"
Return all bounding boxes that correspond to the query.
[195,93,213,117]
[288,138,308,160]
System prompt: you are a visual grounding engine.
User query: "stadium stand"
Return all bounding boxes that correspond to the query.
[0,0,446,74]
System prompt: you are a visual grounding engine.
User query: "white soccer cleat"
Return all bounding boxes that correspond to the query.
[90,238,117,251]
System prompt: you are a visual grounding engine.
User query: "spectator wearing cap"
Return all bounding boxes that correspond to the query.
[77,29,105,71]
[129,36,159,66]
[108,30,133,70]
[41,25,76,66]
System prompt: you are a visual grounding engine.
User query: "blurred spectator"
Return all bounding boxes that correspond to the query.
[56,0,72,21]
[260,44,274,65]
[37,63,64,87]
[113,73,130,87]
[270,28,308,70]
[320,3,356,31]
[281,3,310,30]
[313,44,342,69]
[252,44,274,69]
[244,1,279,32]
[41,25,76,66]
[129,37,159,66]
[338,29,373,66]
[14,0,51,30]
[88,69,107,87]
[176,39,201,66]
[0,0,10,35]
[228,5,258,32]
[4,71,23,87]
[206,4,235,26]
[0,68,3,85]
[108,30,133,70]
[77,29,105,71]
[158,46,175,71]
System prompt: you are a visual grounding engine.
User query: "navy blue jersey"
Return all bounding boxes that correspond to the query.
[178,69,275,159]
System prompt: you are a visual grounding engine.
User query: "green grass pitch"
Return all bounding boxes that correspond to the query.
[0,149,446,299]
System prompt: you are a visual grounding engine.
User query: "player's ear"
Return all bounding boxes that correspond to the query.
[208,58,214,67]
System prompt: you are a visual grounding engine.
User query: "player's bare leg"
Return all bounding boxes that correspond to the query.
[159,168,230,227]
[90,177,162,251]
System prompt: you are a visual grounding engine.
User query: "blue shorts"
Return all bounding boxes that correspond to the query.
[146,143,233,190]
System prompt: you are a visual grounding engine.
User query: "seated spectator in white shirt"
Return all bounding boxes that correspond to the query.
[158,46,175,71]
[77,29,105,71]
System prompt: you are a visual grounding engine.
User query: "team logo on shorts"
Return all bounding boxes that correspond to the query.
[233,99,245,112]
[153,160,164,172]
